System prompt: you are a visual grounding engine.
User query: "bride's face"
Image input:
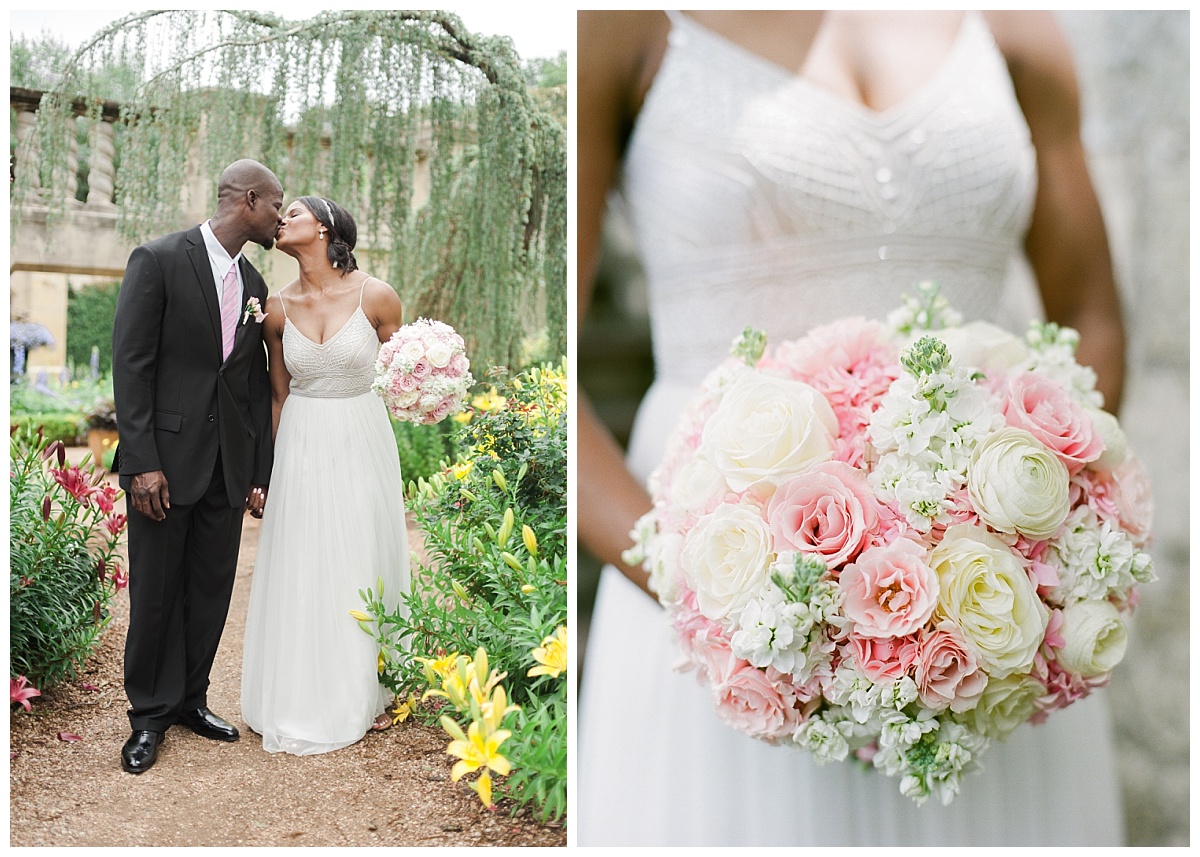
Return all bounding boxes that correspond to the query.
[275,201,324,252]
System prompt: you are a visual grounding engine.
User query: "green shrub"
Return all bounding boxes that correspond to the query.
[9,413,85,446]
[66,280,120,376]
[391,417,455,484]
[359,361,567,823]
[10,428,128,694]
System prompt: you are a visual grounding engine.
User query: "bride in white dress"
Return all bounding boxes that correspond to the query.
[578,11,1127,846]
[241,196,410,755]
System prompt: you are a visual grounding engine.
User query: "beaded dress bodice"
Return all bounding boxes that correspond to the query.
[282,305,379,398]
[621,10,1037,387]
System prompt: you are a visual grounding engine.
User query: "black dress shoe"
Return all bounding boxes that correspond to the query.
[121,730,163,774]
[177,707,239,742]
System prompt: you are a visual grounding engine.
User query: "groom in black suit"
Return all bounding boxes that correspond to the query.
[112,159,282,773]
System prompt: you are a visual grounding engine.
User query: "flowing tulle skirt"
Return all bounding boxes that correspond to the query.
[241,390,409,755]
[578,380,1125,846]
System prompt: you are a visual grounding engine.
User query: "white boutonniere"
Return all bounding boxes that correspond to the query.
[243,297,268,324]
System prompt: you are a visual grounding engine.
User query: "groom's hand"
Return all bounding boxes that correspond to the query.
[130,471,170,521]
[246,484,268,518]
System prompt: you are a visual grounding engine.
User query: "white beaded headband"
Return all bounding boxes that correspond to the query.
[319,198,336,228]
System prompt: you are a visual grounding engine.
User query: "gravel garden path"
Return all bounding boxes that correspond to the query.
[9,457,565,848]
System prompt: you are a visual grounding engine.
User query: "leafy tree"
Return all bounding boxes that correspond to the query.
[14,10,566,370]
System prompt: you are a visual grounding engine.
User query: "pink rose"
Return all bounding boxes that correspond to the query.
[450,353,469,375]
[399,373,420,392]
[846,633,918,683]
[840,539,938,638]
[673,587,730,679]
[912,621,988,713]
[1113,454,1154,547]
[710,656,800,743]
[766,461,881,568]
[411,359,432,380]
[1003,372,1104,474]
[432,397,455,421]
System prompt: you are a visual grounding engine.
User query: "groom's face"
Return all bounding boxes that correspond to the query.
[248,185,285,250]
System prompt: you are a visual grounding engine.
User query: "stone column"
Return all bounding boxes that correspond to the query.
[87,118,117,208]
[14,108,42,196]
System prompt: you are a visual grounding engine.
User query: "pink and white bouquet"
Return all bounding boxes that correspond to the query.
[373,318,474,425]
[625,282,1154,806]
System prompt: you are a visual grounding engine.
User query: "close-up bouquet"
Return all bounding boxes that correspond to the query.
[625,282,1155,806]
[373,318,475,425]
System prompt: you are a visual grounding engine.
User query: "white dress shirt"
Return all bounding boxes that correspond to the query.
[199,220,244,310]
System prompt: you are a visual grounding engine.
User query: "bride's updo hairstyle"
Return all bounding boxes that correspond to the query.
[299,196,358,275]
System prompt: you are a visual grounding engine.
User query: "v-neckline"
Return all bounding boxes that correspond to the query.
[285,306,364,348]
[675,11,975,123]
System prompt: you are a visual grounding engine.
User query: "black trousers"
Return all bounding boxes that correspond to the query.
[123,453,244,732]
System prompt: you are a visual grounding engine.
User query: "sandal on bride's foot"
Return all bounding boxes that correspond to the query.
[371,713,392,732]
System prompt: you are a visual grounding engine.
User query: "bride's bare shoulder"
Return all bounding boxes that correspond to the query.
[579,11,670,118]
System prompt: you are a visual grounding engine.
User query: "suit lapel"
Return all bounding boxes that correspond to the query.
[185,227,223,358]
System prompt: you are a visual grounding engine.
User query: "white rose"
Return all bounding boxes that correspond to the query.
[426,342,454,369]
[1084,405,1127,473]
[930,524,1049,679]
[936,322,1028,376]
[961,673,1041,740]
[670,456,728,514]
[1054,600,1128,677]
[680,503,774,621]
[399,339,425,361]
[700,373,837,495]
[968,427,1070,540]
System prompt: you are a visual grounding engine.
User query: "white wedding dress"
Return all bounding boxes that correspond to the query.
[579,11,1124,846]
[241,284,410,755]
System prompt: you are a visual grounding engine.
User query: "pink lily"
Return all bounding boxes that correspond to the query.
[51,466,95,505]
[10,676,41,712]
[111,565,129,591]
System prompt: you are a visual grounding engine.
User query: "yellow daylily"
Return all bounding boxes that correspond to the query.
[469,770,494,808]
[378,651,387,674]
[470,387,506,413]
[450,460,473,480]
[416,652,461,686]
[391,693,418,725]
[443,716,512,781]
[478,684,520,736]
[528,626,568,679]
[451,410,473,425]
[522,525,539,557]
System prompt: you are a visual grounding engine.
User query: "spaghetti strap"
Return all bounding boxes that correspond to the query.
[664,10,685,27]
[358,277,373,308]
[277,289,290,319]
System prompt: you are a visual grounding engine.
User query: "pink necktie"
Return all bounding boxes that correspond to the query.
[220,262,239,360]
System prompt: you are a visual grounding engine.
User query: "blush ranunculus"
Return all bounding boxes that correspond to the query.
[1003,372,1104,474]
[839,538,939,638]
[1113,453,1154,547]
[912,621,988,713]
[766,461,881,568]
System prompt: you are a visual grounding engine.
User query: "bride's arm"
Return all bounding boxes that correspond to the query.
[989,11,1127,412]
[263,294,291,441]
[577,11,670,598]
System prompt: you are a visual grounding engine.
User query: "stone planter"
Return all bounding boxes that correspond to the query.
[86,428,119,473]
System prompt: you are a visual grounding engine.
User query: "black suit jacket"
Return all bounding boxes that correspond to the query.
[112,225,273,507]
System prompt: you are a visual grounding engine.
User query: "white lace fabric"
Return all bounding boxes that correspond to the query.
[282,306,379,398]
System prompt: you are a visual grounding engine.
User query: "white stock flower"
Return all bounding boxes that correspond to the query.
[1055,600,1128,677]
[930,524,1049,679]
[1048,507,1153,605]
[680,503,774,621]
[794,715,852,763]
[699,373,837,495]
[968,427,1070,540]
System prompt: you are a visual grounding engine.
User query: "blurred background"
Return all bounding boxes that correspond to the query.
[576,10,1188,846]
